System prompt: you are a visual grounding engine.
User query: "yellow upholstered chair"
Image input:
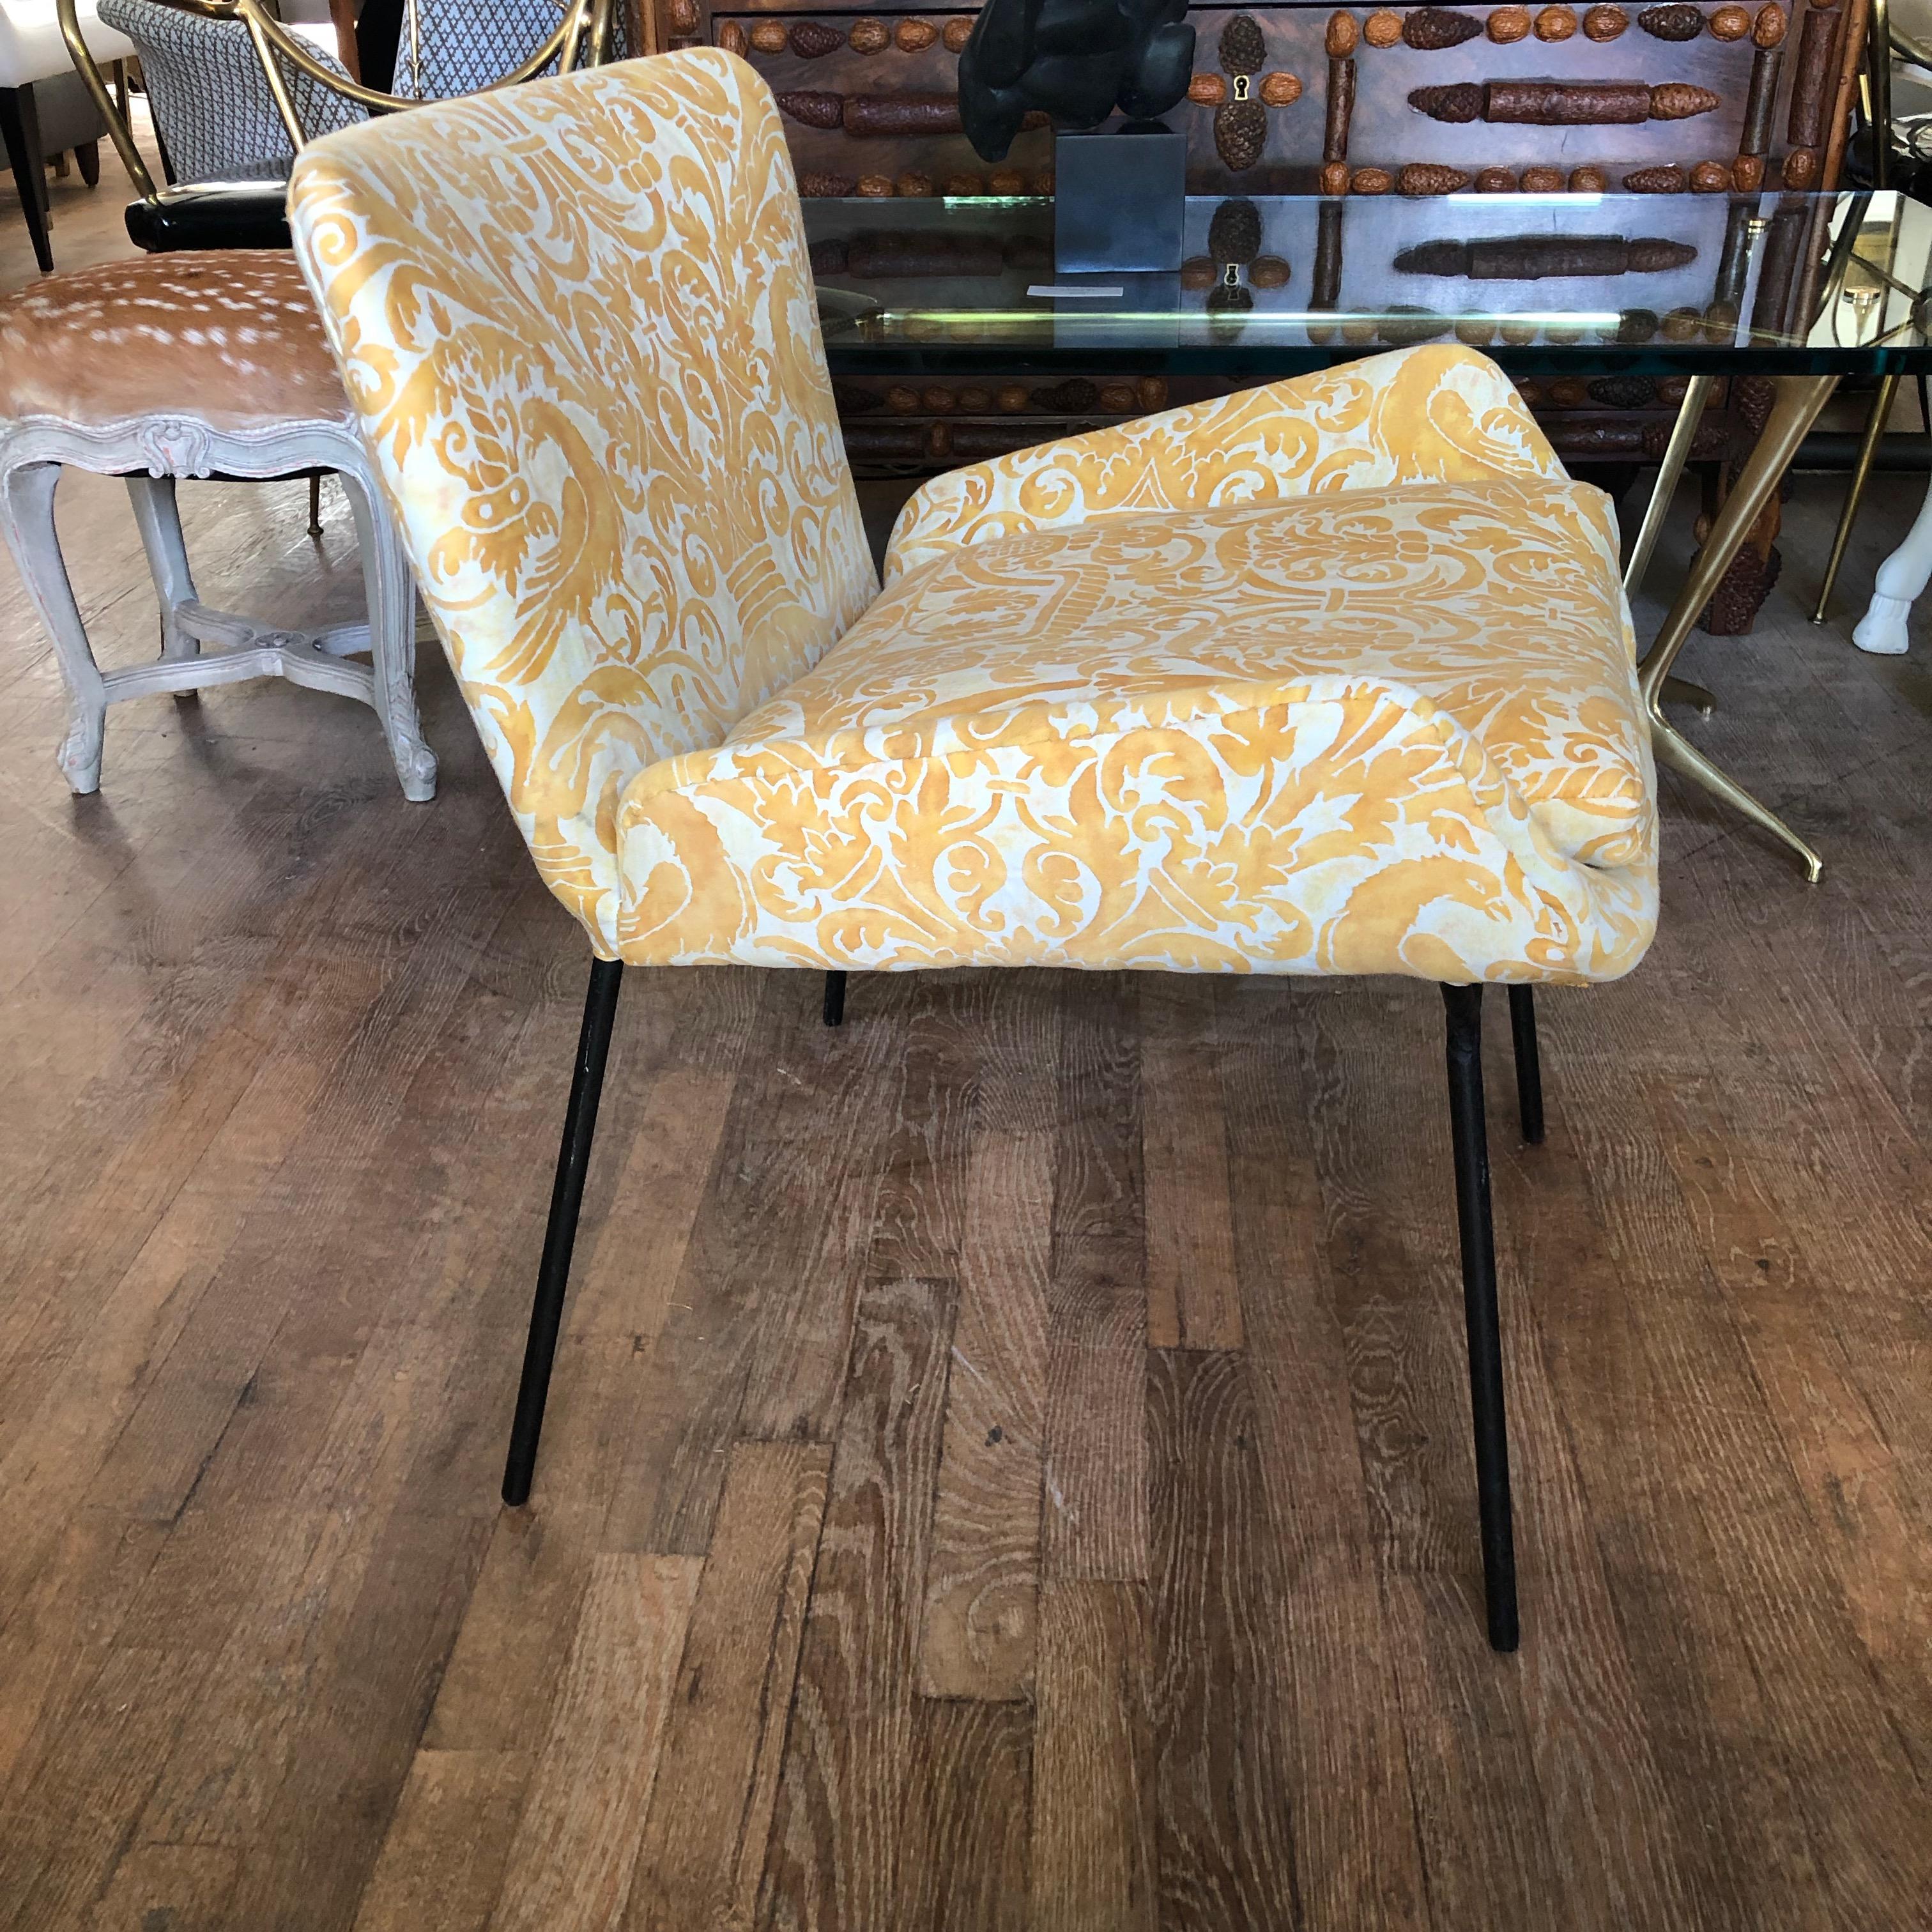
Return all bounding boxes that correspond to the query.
[288,49,1659,1652]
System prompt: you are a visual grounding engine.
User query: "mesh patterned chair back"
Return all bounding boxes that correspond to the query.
[388,0,624,102]
[95,0,361,181]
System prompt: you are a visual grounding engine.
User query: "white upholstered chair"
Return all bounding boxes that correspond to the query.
[0,0,132,270]
[289,50,1661,1652]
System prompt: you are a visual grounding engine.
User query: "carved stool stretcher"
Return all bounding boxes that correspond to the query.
[0,250,434,801]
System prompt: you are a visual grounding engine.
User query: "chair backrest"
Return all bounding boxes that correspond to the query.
[288,50,875,951]
[388,0,583,102]
[96,0,362,181]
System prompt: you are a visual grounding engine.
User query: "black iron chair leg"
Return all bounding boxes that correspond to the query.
[1441,983,1521,1653]
[822,969,846,1027]
[1506,984,1545,1146]
[502,955,624,1506]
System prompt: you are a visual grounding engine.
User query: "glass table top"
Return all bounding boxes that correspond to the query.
[809,190,1932,378]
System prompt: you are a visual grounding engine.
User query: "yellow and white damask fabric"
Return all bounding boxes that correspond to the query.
[618,464,1657,983]
[287,50,875,946]
[291,52,1655,983]
[886,345,1575,579]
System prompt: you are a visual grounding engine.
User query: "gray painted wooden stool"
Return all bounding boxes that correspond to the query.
[0,249,434,800]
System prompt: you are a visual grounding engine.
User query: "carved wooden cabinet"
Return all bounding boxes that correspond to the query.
[656,0,1874,624]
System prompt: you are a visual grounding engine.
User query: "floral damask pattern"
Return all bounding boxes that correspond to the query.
[291,52,1656,985]
[288,50,877,943]
[886,348,1570,580]
[618,477,1655,981]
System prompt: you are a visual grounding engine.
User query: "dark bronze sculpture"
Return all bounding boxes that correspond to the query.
[957,0,1196,161]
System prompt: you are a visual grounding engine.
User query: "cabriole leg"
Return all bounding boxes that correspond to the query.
[1507,985,1544,1146]
[503,956,624,1507]
[1,460,105,791]
[125,473,199,665]
[1441,983,1521,1653]
[339,464,436,802]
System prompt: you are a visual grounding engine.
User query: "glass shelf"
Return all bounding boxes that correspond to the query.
[809,190,1932,377]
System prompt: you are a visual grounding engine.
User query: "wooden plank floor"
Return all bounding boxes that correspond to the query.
[6,159,1932,1931]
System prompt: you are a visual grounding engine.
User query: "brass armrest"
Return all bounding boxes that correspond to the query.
[63,0,619,178]
[58,0,157,197]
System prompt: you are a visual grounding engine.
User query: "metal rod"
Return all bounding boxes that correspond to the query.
[56,0,155,195]
[1637,374,1837,880]
[1812,371,1901,622]
[1441,983,1520,1654]
[1623,375,1714,598]
[1871,0,1894,192]
[1638,371,1831,703]
[245,4,311,153]
[503,955,624,1506]
[560,0,590,73]
[213,0,592,118]
[1506,985,1544,1147]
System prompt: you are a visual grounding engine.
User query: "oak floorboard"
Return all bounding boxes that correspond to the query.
[0,1509,169,1795]
[348,1751,535,1932]
[916,1126,1052,1701]
[80,1843,242,1932]
[1031,1579,1157,1932]
[1145,1348,1301,1932]
[1538,976,1926,1931]
[1140,977,1240,1351]
[1208,977,1430,1932]
[1043,974,1147,1583]
[915,971,1059,1699]
[0,1645,218,1932]
[897,1698,1032,1932]
[864,974,981,1283]
[623,1440,831,1932]
[602,973,908,1556]
[755,1275,958,1932]
[485,1553,703,1932]
[1652,1081,1932,1764]
[216,1509,491,1932]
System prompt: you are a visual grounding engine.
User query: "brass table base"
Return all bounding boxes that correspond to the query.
[1660,675,1717,716]
[1624,373,1715,601]
[1636,373,1838,884]
[1811,371,1901,624]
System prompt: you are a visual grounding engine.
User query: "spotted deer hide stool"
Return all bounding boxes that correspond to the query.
[0,250,435,799]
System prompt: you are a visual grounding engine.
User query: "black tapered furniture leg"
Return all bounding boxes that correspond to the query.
[502,955,624,1506]
[1,86,53,275]
[1507,984,1545,1146]
[822,968,846,1027]
[1441,983,1521,1652]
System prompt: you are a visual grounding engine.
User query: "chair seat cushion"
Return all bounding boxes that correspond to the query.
[613,476,1658,982]
[0,251,344,433]
[125,181,292,254]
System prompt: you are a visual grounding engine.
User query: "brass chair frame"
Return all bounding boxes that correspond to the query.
[57,0,620,203]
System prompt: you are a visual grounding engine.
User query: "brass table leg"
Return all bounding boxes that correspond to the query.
[1623,373,1714,598]
[1625,379,1721,717]
[1811,371,1901,624]
[1639,373,1839,883]
[1662,675,1717,715]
